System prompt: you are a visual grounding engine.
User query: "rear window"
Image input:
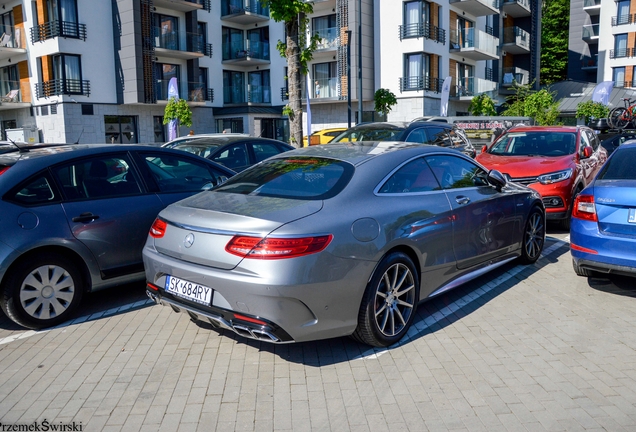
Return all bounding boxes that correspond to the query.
[214,157,353,200]
[489,132,577,156]
[597,147,636,180]
[332,127,405,142]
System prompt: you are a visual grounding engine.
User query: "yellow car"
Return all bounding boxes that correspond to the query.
[303,128,347,146]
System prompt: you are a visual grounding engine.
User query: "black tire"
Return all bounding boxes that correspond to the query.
[518,207,545,264]
[608,107,629,130]
[0,254,84,329]
[572,259,594,277]
[352,252,418,347]
[560,187,582,231]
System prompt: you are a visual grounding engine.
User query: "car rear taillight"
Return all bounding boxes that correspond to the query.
[0,166,9,176]
[572,195,597,222]
[225,235,333,259]
[149,218,167,238]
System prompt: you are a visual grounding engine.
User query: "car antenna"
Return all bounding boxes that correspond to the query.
[74,128,84,144]
[5,136,28,153]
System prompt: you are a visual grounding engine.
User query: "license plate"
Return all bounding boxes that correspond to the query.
[629,209,636,224]
[165,275,213,306]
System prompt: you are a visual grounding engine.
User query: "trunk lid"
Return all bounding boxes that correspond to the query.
[593,181,636,238]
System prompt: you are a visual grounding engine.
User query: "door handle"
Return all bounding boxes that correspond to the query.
[455,196,470,205]
[72,212,100,223]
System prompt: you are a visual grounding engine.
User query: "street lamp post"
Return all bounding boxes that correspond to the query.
[357,0,362,124]
[347,30,352,129]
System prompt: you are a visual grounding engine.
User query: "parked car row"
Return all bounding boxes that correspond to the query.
[1,122,633,348]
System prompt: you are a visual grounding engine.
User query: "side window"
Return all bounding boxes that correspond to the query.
[141,153,228,192]
[212,144,248,170]
[580,131,592,156]
[447,129,468,148]
[53,155,142,200]
[378,157,441,194]
[404,128,428,144]
[253,142,282,163]
[425,155,488,189]
[586,130,599,151]
[425,127,452,147]
[8,174,58,205]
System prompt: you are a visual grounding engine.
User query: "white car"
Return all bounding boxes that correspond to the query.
[162,133,249,148]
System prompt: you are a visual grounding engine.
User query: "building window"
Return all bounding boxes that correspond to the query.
[223,71,245,103]
[216,118,244,134]
[48,0,80,38]
[248,70,270,103]
[613,67,626,88]
[153,14,179,50]
[81,103,93,115]
[0,65,20,102]
[313,62,338,98]
[403,52,430,91]
[246,27,270,60]
[313,14,338,49]
[614,33,628,58]
[105,116,137,144]
[154,63,180,100]
[222,27,243,60]
[402,1,430,39]
[456,62,474,96]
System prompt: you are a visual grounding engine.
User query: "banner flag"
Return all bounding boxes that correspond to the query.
[440,77,452,116]
[591,81,614,106]
[167,77,179,141]
[305,77,312,145]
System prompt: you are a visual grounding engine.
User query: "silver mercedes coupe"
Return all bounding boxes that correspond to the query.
[143,142,545,347]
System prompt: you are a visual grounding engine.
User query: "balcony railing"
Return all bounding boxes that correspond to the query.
[314,26,340,50]
[450,28,498,58]
[453,77,497,97]
[398,23,446,44]
[0,80,23,103]
[610,48,635,59]
[0,25,26,49]
[501,0,531,17]
[247,85,271,103]
[449,0,500,16]
[581,54,598,68]
[155,80,213,102]
[583,0,600,6]
[30,21,87,43]
[221,0,269,17]
[582,24,599,41]
[224,85,246,104]
[399,76,444,93]
[35,79,90,98]
[503,26,529,50]
[612,14,632,26]
[223,39,270,61]
[502,67,529,86]
[281,87,289,100]
[613,80,636,89]
[153,28,212,56]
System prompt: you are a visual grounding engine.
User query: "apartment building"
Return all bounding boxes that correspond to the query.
[0,0,290,143]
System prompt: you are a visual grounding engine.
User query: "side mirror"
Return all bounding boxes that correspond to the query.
[487,169,507,190]
[481,145,488,154]
[582,146,593,158]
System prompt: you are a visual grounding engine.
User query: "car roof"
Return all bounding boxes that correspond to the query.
[506,125,583,133]
[182,136,290,146]
[268,141,464,166]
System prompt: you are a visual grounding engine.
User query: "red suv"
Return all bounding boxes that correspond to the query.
[476,126,607,229]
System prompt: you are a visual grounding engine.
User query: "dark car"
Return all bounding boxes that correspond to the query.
[330,121,476,158]
[599,131,636,156]
[144,142,545,347]
[173,136,294,172]
[0,144,235,329]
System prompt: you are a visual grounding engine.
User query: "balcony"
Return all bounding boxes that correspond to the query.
[398,23,446,44]
[452,77,497,99]
[449,0,499,17]
[502,66,529,87]
[399,76,445,93]
[35,79,90,99]
[154,0,210,12]
[221,0,270,24]
[609,48,635,59]
[613,80,636,89]
[153,28,212,60]
[314,26,340,50]
[155,80,213,102]
[312,77,340,99]
[222,39,270,65]
[502,26,530,54]
[0,25,27,61]
[224,85,246,104]
[30,21,87,43]
[0,80,31,110]
[501,0,531,18]
[582,24,599,43]
[611,14,632,26]
[247,85,271,103]
[450,28,499,60]
[581,54,598,70]
[583,0,601,16]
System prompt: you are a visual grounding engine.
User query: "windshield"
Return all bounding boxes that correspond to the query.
[332,127,405,143]
[489,132,577,156]
[175,144,220,158]
[213,156,354,200]
[597,147,636,180]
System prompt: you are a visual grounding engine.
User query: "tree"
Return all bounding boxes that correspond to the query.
[501,80,561,125]
[576,100,609,124]
[163,98,192,136]
[500,81,535,116]
[264,0,320,148]
[374,89,397,117]
[468,94,496,116]
[540,0,569,85]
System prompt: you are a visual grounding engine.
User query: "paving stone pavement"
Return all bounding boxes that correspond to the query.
[1,235,636,431]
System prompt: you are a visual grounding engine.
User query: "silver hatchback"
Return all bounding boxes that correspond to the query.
[144,142,546,347]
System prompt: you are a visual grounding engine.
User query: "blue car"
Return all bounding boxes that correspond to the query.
[571,142,636,277]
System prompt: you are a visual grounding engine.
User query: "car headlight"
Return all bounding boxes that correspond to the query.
[537,169,573,185]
